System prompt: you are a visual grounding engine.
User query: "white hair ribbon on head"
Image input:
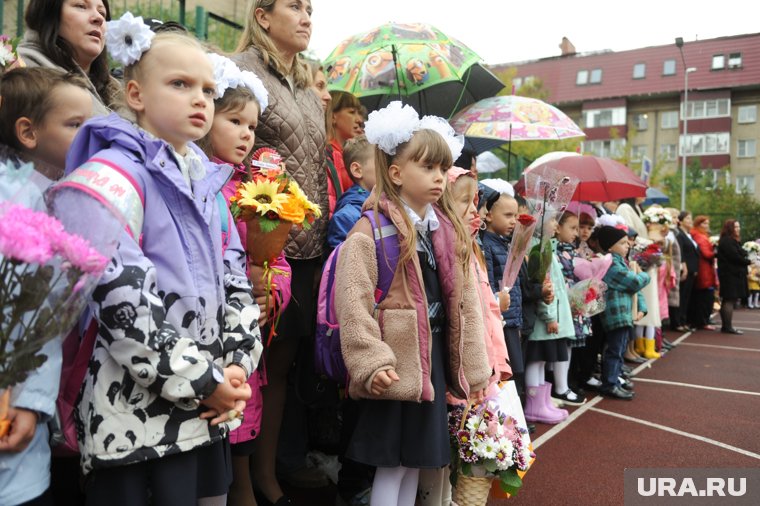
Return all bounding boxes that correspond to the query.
[364,100,464,159]
[207,53,269,113]
[106,12,155,67]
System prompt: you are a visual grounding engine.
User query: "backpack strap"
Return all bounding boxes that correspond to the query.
[216,192,232,253]
[54,157,144,242]
[324,246,341,326]
[362,210,399,303]
[325,146,343,203]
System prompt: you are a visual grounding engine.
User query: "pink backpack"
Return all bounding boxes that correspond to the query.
[315,211,400,385]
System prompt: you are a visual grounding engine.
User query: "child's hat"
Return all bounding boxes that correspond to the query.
[479,178,515,197]
[598,225,627,252]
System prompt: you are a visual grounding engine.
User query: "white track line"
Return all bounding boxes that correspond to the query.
[532,329,693,450]
[680,342,760,353]
[590,407,760,460]
[633,378,760,396]
[734,327,760,331]
[532,396,604,449]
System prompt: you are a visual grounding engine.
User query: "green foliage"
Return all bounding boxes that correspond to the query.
[499,469,523,496]
[256,216,280,234]
[660,159,760,239]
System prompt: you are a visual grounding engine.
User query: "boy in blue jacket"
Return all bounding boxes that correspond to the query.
[326,135,375,249]
[598,226,651,400]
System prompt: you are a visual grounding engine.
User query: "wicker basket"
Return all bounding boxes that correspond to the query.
[453,473,493,506]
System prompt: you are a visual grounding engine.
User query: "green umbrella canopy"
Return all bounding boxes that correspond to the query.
[324,23,502,117]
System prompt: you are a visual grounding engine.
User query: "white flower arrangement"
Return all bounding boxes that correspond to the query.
[364,100,464,159]
[106,12,155,67]
[709,235,719,246]
[207,53,269,112]
[743,241,760,254]
[642,206,673,226]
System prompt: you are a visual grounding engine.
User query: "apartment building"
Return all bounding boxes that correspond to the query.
[491,33,760,194]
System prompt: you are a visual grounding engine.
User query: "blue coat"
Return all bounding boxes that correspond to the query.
[481,231,522,328]
[327,185,369,249]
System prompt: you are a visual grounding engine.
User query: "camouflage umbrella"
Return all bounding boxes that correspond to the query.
[324,22,504,118]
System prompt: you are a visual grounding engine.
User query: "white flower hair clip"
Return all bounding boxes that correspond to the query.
[106,12,155,67]
[207,53,269,112]
[364,100,465,159]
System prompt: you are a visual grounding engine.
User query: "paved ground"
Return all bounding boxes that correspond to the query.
[500,308,760,506]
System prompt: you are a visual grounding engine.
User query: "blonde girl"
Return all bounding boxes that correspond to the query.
[58,20,260,505]
[334,102,490,506]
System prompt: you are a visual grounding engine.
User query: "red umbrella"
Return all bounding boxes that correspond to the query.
[514,154,647,202]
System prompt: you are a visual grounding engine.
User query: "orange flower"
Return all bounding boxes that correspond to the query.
[278,195,306,224]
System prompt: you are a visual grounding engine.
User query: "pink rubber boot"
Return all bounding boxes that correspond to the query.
[524,385,566,424]
[541,383,569,420]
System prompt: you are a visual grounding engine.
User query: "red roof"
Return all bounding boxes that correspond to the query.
[491,33,760,106]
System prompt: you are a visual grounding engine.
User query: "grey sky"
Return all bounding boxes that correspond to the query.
[308,0,758,65]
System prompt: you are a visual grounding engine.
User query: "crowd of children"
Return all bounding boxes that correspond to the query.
[1,6,756,506]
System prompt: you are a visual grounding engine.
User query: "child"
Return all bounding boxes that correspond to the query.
[198,54,292,506]
[0,67,93,506]
[479,183,525,397]
[57,24,260,504]
[577,211,596,260]
[554,212,588,405]
[748,262,760,308]
[334,102,490,506]
[598,226,650,400]
[327,134,376,249]
[418,167,512,506]
[0,67,92,176]
[523,218,576,425]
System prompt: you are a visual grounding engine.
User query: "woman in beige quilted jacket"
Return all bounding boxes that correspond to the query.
[231,1,328,504]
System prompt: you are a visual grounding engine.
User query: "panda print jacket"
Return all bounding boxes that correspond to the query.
[61,113,263,474]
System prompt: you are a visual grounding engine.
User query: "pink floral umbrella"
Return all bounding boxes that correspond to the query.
[449,95,585,154]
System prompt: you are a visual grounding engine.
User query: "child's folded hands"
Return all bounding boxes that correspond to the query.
[200,364,251,425]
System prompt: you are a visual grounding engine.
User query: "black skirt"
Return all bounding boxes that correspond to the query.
[346,249,450,469]
[272,257,322,341]
[525,338,570,363]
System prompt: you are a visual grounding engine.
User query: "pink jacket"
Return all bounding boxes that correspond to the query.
[218,159,292,444]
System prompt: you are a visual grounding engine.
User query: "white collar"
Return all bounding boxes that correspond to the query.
[171,147,207,190]
[401,201,440,233]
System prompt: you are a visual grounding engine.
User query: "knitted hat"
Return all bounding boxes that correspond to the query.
[598,225,627,252]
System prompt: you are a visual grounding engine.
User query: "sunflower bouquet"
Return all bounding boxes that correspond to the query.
[229,148,322,266]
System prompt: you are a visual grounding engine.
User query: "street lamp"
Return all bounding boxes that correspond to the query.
[676,37,696,211]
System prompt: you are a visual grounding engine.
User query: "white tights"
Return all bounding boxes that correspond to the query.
[371,466,420,506]
[197,495,227,506]
[635,325,656,339]
[552,346,571,394]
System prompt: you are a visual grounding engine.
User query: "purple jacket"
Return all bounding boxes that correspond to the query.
[60,113,263,473]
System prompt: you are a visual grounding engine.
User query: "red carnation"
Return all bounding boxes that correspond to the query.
[517,214,536,226]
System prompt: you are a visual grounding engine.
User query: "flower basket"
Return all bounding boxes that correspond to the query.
[453,474,493,506]
[245,216,292,266]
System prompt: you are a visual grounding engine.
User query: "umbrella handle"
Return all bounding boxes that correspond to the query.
[391,44,403,102]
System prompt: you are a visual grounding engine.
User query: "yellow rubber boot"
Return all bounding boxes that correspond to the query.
[634,337,646,355]
[643,338,661,359]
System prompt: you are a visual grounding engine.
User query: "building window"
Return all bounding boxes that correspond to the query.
[589,68,603,84]
[583,107,626,128]
[583,139,626,158]
[576,70,588,85]
[512,77,523,90]
[524,76,536,86]
[728,52,742,68]
[660,144,677,161]
[632,63,646,79]
[663,59,676,76]
[711,54,725,70]
[683,98,731,119]
[736,175,755,194]
[633,113,648,131]
[681,132,730,156]
[738,139,757,158]
[661,110,679,129]
[631,145,648,161]
[738,105,757,124]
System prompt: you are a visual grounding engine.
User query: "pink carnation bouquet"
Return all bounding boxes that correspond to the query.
[0,159,112,437]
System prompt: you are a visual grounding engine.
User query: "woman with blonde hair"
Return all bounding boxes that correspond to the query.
[232,1,328,504]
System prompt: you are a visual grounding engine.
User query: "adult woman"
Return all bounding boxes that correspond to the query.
[18,0,119,115]
[325,90,362,215]
[689,216,717,330]
[617,197,660,359]
[676,211,699,330]
[717,220,750,334]
[232,1,328,504]
[305,59,331,112]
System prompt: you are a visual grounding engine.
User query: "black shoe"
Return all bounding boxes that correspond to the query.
[621,364,632,374]
[600,386,634,400]
[552,389,586,406]
[254,490,293,506]
[619,378,635,391]
[721,327,744,335]
[662,337,678,347]
[527,423,536,434]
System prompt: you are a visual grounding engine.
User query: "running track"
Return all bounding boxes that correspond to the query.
[497,309,760,505]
